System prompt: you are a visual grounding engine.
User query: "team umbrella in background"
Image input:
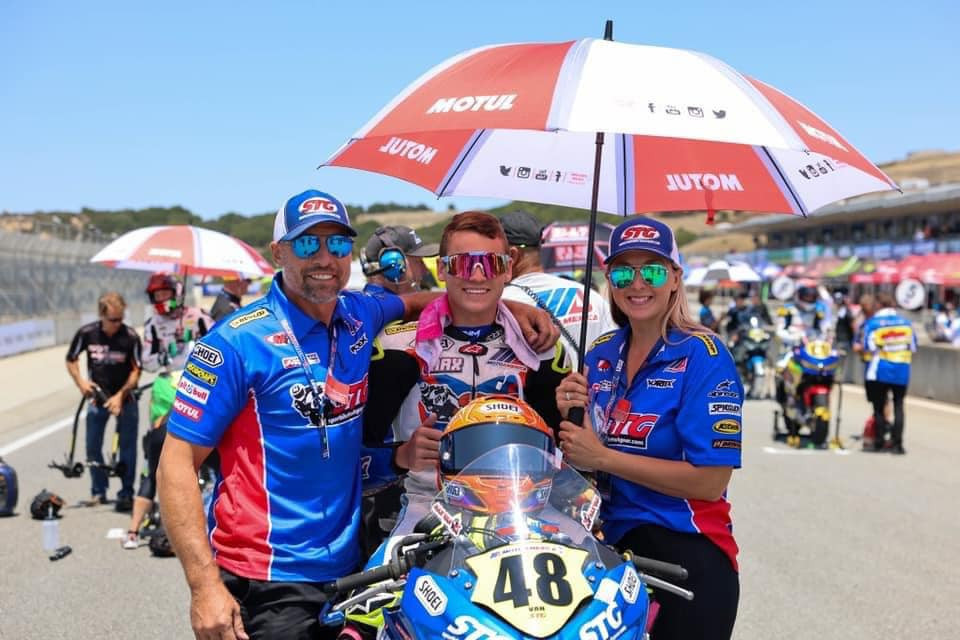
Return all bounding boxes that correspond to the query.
[321,20,899,365]
[90,224,275,280]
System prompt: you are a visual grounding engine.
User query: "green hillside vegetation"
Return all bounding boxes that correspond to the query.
[5,201,702,258]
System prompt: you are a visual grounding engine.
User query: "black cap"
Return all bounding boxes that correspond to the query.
[499,211,545,247]
[363,225,439,262]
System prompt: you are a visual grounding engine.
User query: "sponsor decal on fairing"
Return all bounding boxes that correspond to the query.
[414,575,447,616]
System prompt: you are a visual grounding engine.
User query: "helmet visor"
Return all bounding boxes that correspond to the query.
[439,423,555,477]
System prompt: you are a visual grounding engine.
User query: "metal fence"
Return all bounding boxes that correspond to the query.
[0,230,148,332]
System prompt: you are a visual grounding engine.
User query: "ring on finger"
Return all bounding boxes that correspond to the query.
[565,391,571,401]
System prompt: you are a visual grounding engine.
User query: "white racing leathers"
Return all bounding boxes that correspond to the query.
[142,307,214,373]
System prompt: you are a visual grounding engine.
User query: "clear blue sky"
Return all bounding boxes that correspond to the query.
[2,1,957,219]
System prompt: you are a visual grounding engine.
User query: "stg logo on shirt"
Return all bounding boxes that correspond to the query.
[606,413,660,449]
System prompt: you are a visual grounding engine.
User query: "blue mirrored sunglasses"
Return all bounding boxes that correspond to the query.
[608,264,670,289]
[287,234,354,259]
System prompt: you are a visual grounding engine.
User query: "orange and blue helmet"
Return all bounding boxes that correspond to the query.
[439,395,556,514]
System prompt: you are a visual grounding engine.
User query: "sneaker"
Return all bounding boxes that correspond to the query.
[83,494,108,507]
[890,445,906,455]
[115,496,133,513]
[122,531,139,550]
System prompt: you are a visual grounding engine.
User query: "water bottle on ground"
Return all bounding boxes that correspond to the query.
[42,506,59,551]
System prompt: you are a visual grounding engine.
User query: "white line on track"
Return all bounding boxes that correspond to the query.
[0,413,80,456]
[762,446,852,456]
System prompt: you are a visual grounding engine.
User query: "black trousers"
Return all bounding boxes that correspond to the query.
[221,569,339,640]
[616,524,739,640]
[865,380,907,447]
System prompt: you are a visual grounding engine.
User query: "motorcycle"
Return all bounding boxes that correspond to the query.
[733,318,772,400]
[773,338,840,448]
[320,444,692,639]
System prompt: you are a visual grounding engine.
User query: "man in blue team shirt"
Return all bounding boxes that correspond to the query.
[157,190,556,640]
[861,292,917,454]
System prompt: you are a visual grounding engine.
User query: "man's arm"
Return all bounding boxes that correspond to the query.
[158,434,248,640]
[65,358,96,398]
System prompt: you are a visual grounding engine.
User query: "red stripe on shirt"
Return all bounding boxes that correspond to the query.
[688,497,740,572]
[210,394,273,580]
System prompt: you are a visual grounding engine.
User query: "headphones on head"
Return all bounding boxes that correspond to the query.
[361,229,409,283]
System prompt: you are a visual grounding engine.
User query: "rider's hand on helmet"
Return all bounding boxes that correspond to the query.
[397,414,440,471]
[556,371,589,419]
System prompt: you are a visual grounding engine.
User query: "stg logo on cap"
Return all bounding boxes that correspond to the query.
[299,198,338,216]
[620,224,660,243]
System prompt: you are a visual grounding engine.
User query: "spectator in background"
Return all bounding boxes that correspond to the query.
[749,291,773,326]
[142,273,213,372]
[699,289,720,332]
[360,224,438,295]
[724,291,753,338]
[498,210,616,370]
[862,292,916,454]
[209,277,251,322]
[65,292,142,511]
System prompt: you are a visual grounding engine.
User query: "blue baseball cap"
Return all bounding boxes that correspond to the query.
[273,189,356,242]
[606,216,681,266]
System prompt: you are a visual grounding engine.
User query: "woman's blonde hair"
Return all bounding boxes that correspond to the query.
[607,263,713,343]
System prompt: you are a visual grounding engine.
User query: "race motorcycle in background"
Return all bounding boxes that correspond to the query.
[774,339,840,448]
[320,444,692,639]
[732,318,773,400]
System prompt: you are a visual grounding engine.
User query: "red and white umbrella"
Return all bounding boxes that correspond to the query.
[324,35,896,218]
[321,23,898,360]
[91,225,274,279]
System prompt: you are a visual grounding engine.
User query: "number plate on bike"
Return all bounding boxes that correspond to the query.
[465,541,592,637]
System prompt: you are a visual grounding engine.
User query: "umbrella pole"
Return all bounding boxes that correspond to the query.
[576,131,605,371]
[567,20,613,428]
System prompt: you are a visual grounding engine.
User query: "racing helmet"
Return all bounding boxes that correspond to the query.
[145,272,181,315]
[795,282,819,312]
[439,395,556,515]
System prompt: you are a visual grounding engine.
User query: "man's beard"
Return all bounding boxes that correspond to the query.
[300,269,341,304]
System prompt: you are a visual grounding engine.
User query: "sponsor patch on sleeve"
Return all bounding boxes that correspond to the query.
[185,361,218,386]
[383,321,418,335]
[693,333,719,356]
[712,438,741,449]
[228,307,269,328]
[176,376,210,405]
[708,402,741,416]
[190,343,223,368]
[173,397,203,422]
[712,419,741,434]
[589,331,616,349]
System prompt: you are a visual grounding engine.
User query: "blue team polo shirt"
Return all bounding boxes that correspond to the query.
[862,308,916,386]
[167,274,404,582]
[585,327,743,570]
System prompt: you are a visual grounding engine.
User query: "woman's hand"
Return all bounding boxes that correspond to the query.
[556,371,589,419]
[557,414,605,472]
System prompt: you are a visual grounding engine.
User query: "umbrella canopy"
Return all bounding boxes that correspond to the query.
[324,37,897,217]
[91,225,275,279]
[321,24,898,362]
[539,221,614,272]
[685,259,760,286]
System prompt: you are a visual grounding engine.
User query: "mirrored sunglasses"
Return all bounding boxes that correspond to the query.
[439,252,511,280]
[287,234,354,259]
[608,264,670,289]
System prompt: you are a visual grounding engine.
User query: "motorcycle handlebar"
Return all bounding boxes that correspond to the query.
[330,559,409,594]
[629,554,688,582]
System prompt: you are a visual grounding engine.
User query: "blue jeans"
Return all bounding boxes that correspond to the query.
[85,399,138,498]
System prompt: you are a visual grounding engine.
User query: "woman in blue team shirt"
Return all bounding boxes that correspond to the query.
[557,216,742,640]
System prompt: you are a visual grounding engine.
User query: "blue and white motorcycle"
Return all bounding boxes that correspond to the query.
[321,444,691,639]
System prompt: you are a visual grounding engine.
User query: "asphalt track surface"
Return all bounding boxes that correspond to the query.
[1,356,958,638]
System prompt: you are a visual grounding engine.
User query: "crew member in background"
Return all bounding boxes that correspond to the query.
[862,292,916,454]
[360,224,438,295]
[209,277,252,322]
[65,292,142,512]
[699,289,720,332]
[142,272,213,372]
[498,210,616,370]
